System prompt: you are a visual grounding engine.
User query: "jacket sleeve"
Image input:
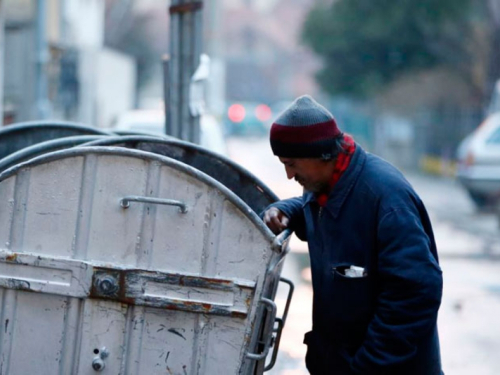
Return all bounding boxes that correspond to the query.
[351,207,443,374]
[263,197,307,241]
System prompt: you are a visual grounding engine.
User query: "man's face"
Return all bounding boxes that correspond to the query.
[279,157,334,193]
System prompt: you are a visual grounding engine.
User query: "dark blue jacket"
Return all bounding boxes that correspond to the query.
[270,145,443,375]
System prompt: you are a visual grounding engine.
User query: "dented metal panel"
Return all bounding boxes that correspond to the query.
[0,147,286,375]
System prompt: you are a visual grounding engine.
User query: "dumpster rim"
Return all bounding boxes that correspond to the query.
[0,146,277,243]
[0,121,113,136]
[81,135,280,204]
[0,135,109,173]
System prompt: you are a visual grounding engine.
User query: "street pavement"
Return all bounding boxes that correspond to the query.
[225,136,500,375]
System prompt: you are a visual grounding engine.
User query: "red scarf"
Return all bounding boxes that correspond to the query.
[316,134,356,207]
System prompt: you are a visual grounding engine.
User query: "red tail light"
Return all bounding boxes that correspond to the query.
[228,104,246,123]
[255,104,272,122]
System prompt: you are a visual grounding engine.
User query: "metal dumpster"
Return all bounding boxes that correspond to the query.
[0,121,112,160]
[0,146,292,374]
[0,135,107,173]
[82,135,277,215]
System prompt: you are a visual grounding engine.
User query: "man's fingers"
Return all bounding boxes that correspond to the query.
[263,208,289,234]
[271,214,283,229]
[281,215,290,227]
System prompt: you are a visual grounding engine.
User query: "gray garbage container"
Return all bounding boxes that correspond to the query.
[0,146,292,374]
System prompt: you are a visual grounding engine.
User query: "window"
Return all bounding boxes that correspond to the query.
[486,127,500,144]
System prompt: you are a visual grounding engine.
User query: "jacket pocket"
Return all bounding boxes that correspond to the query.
[328,263,372,325]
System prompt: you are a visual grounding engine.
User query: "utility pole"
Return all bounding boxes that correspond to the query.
[168,0,203,143]
[35,0,51,119]
[0,0,5,126]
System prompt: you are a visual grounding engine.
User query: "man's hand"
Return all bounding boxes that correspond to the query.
[263,207,290,234]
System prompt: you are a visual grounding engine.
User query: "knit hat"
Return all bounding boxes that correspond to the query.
[270,95,341,158]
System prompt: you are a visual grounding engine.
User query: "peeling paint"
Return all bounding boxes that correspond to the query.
[0,144,290,374]
[89,267,255,318]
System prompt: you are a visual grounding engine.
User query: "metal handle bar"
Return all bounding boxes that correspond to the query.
[264,277,295,371]
[246,298,277,361]
[120,195,188,213]
[272,228,293,253]
[269,228,293,273]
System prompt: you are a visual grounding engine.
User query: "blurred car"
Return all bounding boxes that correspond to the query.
[224,102,273,136]
[456,112,500,208]
[111,109,227,155]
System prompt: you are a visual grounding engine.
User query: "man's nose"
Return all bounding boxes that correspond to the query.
[285,166,295,180]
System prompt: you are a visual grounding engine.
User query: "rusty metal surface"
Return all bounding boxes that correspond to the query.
[81,135,279,215]
[0,249,255,318]
[0,146,289,374]
[90,267,256,318]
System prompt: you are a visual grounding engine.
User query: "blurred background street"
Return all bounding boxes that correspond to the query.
[2,0,500,374]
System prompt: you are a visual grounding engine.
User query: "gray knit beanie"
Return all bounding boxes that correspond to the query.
[270,95,341,158]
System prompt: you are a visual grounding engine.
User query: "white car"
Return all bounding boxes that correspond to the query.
[111,110,227,155]
[456,112,500,208]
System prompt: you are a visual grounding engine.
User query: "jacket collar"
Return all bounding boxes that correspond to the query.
[302,144,366,218]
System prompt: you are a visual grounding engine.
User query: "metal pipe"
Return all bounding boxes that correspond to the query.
[35,0,51,119]
[245,298,277,360]
[180,7,191,141]
[169,0,203,144]
[169,0,180,140]
[0,0,5,126]
[162,54,172,135]
[191,7,203,144]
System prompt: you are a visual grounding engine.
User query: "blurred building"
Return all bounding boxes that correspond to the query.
[1,0,136,127]
[129,0,321,118]
[222,0,320,105]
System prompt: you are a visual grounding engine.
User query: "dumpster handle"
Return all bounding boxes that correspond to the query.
[272,228,293,253]
[269,228,293,273]
[264,277,295,372]
[120,195,188,213]
[246,298,277,361]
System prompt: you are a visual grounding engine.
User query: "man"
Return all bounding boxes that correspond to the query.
[263,95,443,374]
